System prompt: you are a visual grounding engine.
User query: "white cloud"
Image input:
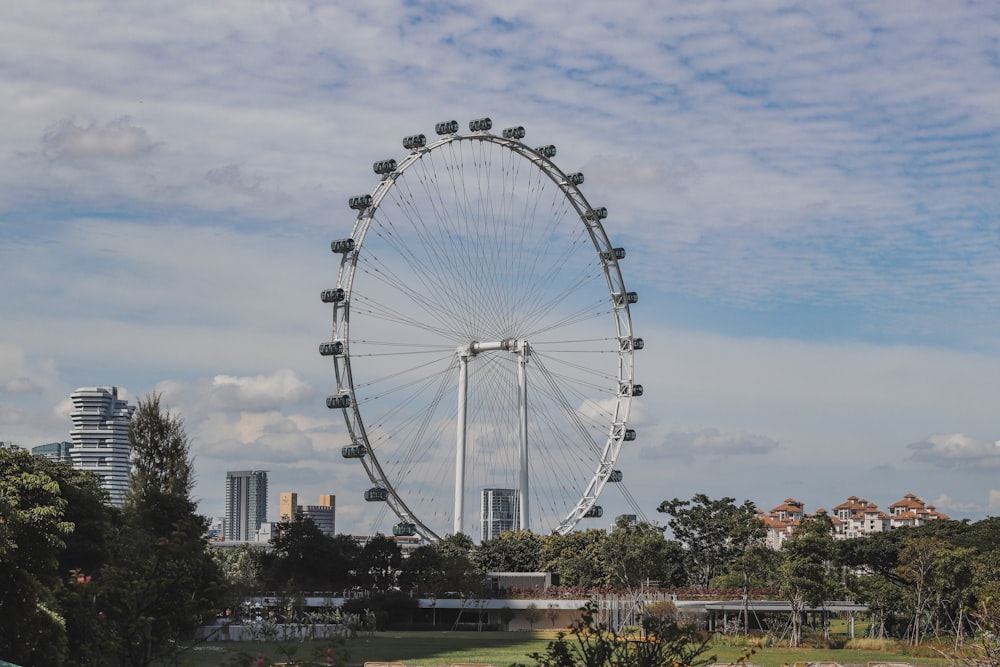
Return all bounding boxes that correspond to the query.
[932,494,981,514]
[41,117,160,161]
[207,370,313,411]
[909,434,1000,469]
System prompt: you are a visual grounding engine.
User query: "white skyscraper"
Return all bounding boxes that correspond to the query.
[225,470,268,541]
[69,386,136,507]
[481,488,520,541]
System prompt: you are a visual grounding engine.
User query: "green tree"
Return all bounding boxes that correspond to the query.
[927,545,976,642]
[357,534,402,592]
[657,493,762,589]
[780,514,841,647]
[0,444,74,665]
[56,465,118,666]
[475,530,543,573]
[264,517,357,591]
[541,528,608,587]
[848,572,905,639]
[898,535,950,645]
[98,395,222,667]
[601,518,683,590]
[126,392,194,503]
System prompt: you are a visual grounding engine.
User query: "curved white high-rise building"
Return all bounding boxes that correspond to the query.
[69,386,135,506]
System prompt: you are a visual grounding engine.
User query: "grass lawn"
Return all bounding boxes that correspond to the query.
[181,631,953,667]
[183,630,558,666]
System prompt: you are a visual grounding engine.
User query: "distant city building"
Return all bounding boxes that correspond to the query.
[205,517,224,541]
[224,470,268,541]
[279,491,335,535]
[31,441,74,463]
[279,491,298,521]
[68,387,136,507]
[481,488,519,541]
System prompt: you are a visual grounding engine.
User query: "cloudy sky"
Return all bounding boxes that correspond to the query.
[3,1,1000,536]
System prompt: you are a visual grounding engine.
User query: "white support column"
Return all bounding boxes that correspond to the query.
[454,338,529,536]
[517,340,530,530]
[454,350,470,536]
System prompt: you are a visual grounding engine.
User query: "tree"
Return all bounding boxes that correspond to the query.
[0,444,74,665]
[98,394,222,667]
[357,534,402,592]
[541,529,608,588]
[657,494,762,589]
[601,518,683,590]
[898,535,950,645]
[475,530,543,573]
[263,517,357,591]
[126,392,194,503]
[780,514,841,647]
[400,533,483,597]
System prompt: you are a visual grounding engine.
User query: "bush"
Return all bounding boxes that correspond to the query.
[515,601,720,667]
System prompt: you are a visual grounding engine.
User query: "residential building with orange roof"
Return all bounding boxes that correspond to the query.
[888,493,949,528]
[757,493,947,549]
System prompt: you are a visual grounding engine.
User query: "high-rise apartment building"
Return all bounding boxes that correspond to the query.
[481,488,519,541]
[68,386,136,507]
[224,470,268,541]
[279,491,335,535]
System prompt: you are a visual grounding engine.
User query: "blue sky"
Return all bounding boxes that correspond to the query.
[2,1,1000,534]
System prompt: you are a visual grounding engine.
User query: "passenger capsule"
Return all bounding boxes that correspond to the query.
[585,207,608,220]
[319,341,344,356]
[435,120,459,135]
[502,126,525,140]
[373,159,397,175]
[620,336,644,351]
[535,144,557,158]
[608,470,623,483]
[403,134,427,150]
[566,172,585,185]
[320,288,345,303]
[626,291,638,304]
[365,486,389,502]
[330,238,355,253]
[469,117,492,132]
[326,393,351,409]
[623,429,637,442]
[341,444,366,459]
[602,247,626,261]
[584,505,604,518]
[393,522,417,537]
[621,382,643,397]
[349,194,372,210]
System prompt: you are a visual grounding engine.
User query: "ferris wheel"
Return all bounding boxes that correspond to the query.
[321,118,643,542]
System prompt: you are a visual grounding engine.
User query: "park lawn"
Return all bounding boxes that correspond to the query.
[183,630,559,666]
[182,631,953,667]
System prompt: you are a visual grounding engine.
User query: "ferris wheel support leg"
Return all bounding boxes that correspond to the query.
[517,341,530,531]
[455,352,470,536]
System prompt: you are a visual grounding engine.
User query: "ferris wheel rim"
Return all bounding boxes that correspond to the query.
[326,123,638,540]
